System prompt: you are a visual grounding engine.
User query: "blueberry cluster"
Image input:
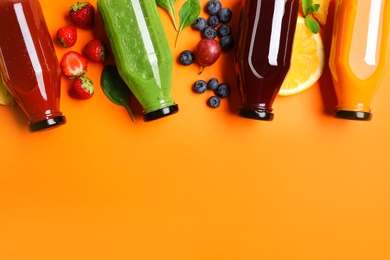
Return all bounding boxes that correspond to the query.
[193,0,234,51]
[193,78,231,108]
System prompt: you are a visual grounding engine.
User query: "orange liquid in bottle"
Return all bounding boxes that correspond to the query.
[329,0,390,120]
[0,0,66,131]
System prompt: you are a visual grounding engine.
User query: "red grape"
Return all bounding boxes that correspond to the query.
[195,38,221,73]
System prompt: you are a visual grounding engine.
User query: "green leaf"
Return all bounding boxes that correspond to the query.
[312,4,320,13]
[305,16,320,34]
[156,0,178,31]
[302,0,313,16]
[100,65,135,122]
[175,0,201,47]
[301,0,321,33]
[306,6,317,16]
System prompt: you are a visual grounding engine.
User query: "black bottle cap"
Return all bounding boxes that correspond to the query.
[335,110,372,121]
[29,115,66,132]
[144,104,179,121]
[239,109,274,121]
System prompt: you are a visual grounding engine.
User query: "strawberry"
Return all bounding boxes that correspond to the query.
[82,39,106,62]
[69,76,94,100]
[69,2,95,29]
[56,25,77,48]
[60,51,88,78]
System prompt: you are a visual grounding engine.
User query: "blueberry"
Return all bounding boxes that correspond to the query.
[207,78,219,91]
[207,15,220,27]
[193,17,207,31]
[216,83,231,98]
[179,50,195,66]
[203,26,217,39]
[218,8,233,23]
[219,36,235,51]
[193,80,207,94]
[206,0,222,15]
[207,96,221,108]
[217,24,231,37]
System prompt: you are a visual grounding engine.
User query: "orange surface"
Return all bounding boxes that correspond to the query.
[1,0,390,259]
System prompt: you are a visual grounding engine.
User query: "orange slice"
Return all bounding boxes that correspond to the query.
[278,16,324,96]
[313,0,331,26]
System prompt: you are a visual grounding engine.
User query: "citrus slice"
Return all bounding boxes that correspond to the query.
[313,0,331,26]
[278,16,324,96]
[0,76,13,106]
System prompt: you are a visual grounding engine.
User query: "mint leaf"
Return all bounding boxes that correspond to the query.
[306,6,315,15]
[301,0,321,34]
[305,17,320,34]
[302,0,313,16]
[312,4,320,13]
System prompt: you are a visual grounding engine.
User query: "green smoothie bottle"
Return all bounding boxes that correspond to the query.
[97,0,178,121]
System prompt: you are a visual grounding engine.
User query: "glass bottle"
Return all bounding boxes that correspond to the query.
[0,0,66,131]
[234,0,299,120]
[98,0,178,121]
[329,0,390,120]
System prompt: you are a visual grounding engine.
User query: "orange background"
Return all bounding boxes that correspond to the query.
[1,0,390,259]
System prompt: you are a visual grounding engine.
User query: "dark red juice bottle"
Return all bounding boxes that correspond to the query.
[0,0,66,131]
[234,0,299,120]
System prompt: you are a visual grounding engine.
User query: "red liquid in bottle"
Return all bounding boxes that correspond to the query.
[0,0,65,131]
[235,0,299,120]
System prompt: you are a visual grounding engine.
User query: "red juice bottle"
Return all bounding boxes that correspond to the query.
[0,0,66,131]
[234,0,299,120]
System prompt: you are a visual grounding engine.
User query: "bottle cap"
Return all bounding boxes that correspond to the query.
[29,115,66,132]
[239,109,274,121]
[144,104,179,121]
[335,110,372,120]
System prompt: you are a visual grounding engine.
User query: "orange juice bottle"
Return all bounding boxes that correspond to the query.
[329,0,390,120]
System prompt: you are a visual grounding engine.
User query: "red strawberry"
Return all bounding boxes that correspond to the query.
[60,51,88,78]
[69,76,94,100]
[56,25,77,48]
[69,2,95,29]
[82,39,106,62]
